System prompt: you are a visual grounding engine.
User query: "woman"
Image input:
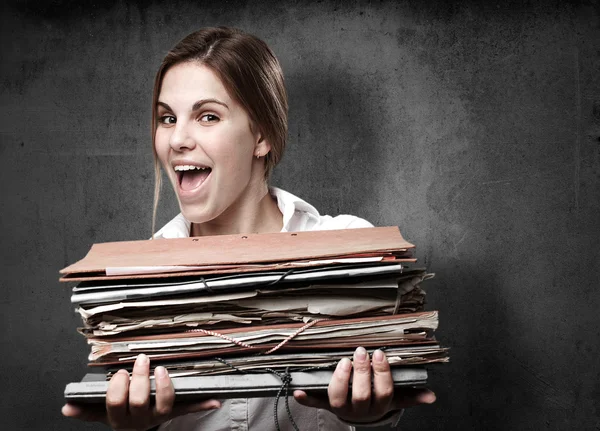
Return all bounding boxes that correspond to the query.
[62,27,435,430]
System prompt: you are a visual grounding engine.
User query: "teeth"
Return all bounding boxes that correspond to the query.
[174,165,208,172]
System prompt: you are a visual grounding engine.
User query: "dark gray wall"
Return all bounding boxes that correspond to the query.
[1,1,599,430]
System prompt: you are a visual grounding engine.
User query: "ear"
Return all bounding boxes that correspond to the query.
[254,134,272,159]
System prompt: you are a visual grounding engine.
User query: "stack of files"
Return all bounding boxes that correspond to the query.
[62,227,448,402]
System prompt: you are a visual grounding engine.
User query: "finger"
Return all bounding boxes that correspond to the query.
[393,388,437,409]
[129,354,151,419]
[106,369,130,428]
[293,390,330,410]
[153,365,220,419]
[153,366,175,418]
[61,403,107,423]
[328,357,352,411]
[371,349,394,415]
[350,346,372,414]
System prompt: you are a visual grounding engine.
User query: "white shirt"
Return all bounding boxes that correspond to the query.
[156,187,401,431]
[154,187,373,239]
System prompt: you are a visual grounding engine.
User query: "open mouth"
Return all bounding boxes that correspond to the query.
[174,165,212,191]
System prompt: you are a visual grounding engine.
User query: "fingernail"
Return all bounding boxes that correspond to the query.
[373,349,385,363]
[354,346,367,361]
[422,391,437,404]
[155,366,167,378]
[137,353,148,365]
[338,357,352,372]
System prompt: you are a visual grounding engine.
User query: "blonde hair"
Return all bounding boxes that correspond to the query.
[151,27,289,236]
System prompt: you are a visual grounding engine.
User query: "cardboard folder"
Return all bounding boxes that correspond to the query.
[60,227,415,281]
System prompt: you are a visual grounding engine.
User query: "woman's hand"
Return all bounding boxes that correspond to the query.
[62,354,221,431]
[293,347,436,424]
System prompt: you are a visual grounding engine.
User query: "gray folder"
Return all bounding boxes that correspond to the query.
[65,368,428,403]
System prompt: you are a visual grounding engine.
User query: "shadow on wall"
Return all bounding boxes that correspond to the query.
[273,62,390,222]
[399,264,526,431]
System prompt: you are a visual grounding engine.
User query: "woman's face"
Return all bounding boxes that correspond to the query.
[155,62,268,224]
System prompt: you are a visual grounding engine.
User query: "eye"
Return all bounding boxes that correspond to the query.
[159,115,176,125]
[199,113,220,123]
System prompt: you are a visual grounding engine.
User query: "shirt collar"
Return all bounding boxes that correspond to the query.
[153,187,320,238]
[269,186,320,232]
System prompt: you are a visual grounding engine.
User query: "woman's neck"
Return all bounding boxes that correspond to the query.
[190,181,283,237]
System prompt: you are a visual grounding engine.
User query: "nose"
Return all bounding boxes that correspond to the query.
[169,122,197,152]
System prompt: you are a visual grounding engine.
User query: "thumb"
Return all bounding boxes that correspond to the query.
[293,390,330,410]
[61,403,107,423]
[393,388,436,409]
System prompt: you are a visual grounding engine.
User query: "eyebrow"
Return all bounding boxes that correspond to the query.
[157,99,229,112]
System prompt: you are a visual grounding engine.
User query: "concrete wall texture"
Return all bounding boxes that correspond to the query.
[1,0,599,430]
